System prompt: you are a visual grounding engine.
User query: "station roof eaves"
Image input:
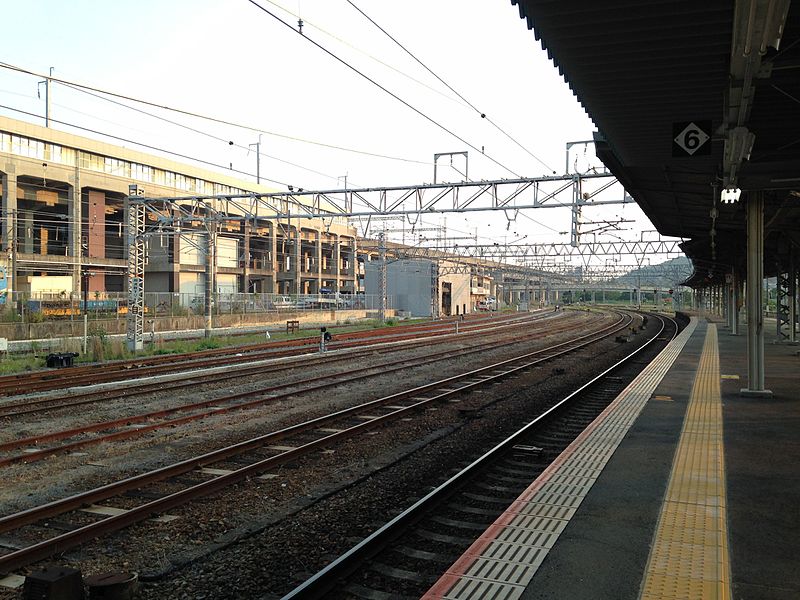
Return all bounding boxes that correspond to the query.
[510,0,800,281]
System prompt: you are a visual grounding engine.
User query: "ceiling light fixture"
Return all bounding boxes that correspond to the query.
[720,187,742,204]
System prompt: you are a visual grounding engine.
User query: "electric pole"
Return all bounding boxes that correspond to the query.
[38,67,54,128]
[249,134,262,184]
[10,209,16,299]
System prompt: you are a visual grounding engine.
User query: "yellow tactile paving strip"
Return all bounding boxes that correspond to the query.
[422,319,698,600]
[640,324,731,600]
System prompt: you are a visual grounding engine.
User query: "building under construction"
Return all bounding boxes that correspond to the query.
[0,116,358,302]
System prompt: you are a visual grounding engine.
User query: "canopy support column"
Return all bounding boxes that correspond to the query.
[741,192,772,397]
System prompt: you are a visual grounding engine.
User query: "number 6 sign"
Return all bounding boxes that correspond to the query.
[673,121,711,156]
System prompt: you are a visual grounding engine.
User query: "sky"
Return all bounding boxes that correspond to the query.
[0,0,684,274]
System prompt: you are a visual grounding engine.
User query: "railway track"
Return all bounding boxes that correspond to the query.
[0,311,561,418]
[281,312,678,599]
[0,310,602,465]
[0,313,532,398]
[0,310,634,575]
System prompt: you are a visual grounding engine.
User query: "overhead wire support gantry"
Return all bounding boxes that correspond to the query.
[123,172,628,349]
[127,172,625,222]
[357,239,685,261]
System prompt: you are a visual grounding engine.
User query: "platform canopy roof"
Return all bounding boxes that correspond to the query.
[511,0,800,286]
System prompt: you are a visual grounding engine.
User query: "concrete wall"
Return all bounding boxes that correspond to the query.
[364,259,433,317]
[441,271,471,316]
[29,275,73,295]
[145,272,170,293]
[179,272,203,296]
[217,237,238,268]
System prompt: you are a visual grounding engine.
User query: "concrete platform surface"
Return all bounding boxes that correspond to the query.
[425,317,800,599]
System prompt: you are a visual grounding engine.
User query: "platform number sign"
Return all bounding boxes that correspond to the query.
[672,121,711,157]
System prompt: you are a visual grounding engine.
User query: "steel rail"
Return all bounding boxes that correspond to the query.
[0,312,598,463]
[281,313,676,599]
[0,314,501,393]
[0,311,632,573]
[0,312,552,417]
[0,313,527,397]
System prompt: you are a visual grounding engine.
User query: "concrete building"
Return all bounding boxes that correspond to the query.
[0,116,357,301]
[440,261,473,316]
[358,236,506,316]
[364,258,474,317]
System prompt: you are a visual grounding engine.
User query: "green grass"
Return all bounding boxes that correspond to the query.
[0,355,42,375]
[5,317,430,375]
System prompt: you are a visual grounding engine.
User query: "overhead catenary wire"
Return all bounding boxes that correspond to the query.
[2,79,600,249]
[57,82,423,177]
[50,85,352,185]
[244,0,523,179]
[518,208,563,235]
[5,106,594,250]
[344,0,557,175]
[43,96,350,188]
[8,175,591,270]
[261,0,473,111]
[0,61,432,168]
[0,104,291,187]
[7,142,378,225]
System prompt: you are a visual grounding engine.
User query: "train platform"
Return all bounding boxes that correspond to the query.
[423,316,800,600]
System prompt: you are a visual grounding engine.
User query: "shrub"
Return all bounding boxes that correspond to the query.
[28,311,45,324]
[195,339,221,350]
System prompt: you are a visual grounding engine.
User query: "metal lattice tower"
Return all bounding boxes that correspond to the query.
[126,187,146,351]
[776,268,790,341]
[775,250,796,343]
[378,231,387,322]
[571,176,583,247]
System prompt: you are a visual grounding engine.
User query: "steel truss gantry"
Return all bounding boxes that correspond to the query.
[409,239,683,261]
[555,263,692,284]
[359,240,683,264]
[123,173,629,348]
[130,173,625,224]
[357,241,569,281]
[358,241,688,289]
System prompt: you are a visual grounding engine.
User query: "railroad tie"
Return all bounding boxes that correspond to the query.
[197,467,235,476]
[0,574,26,590]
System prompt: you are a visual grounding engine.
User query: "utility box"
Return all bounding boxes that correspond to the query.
[45,352,79,368]
[23,566,84,600]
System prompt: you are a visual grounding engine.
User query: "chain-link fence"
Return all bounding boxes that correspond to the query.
[0,291,390,323]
